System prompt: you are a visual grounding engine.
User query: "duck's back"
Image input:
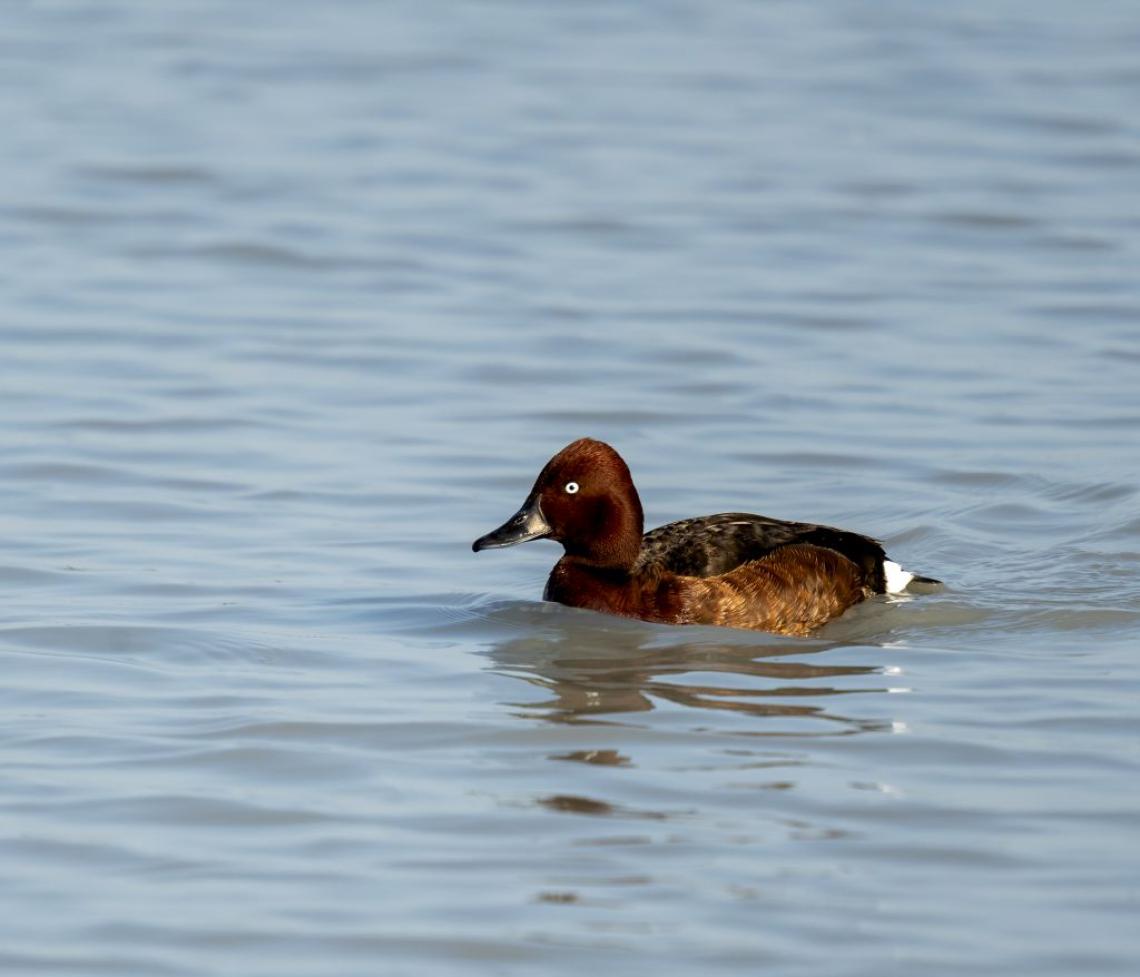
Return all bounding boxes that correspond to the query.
[636,512,888,593]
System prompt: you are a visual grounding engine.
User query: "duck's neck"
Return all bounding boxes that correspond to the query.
[544,558,638,613]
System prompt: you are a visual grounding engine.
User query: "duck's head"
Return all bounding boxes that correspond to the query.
[472,438,644,569]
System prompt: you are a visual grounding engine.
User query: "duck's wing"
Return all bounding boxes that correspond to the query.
[637,512,887,590]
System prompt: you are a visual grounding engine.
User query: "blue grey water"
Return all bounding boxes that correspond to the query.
[1,2,1138,974]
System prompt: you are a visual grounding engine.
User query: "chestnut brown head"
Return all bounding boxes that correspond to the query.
[472,438,645,570]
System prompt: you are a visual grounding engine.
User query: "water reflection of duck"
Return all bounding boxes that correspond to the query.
[482,607,894,733]
[474,438,940,636]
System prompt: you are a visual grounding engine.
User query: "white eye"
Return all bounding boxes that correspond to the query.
[564,481,579,494]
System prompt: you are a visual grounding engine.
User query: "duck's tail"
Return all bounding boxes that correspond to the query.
[883,560,943,594]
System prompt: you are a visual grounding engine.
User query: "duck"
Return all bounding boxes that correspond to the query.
[472,438,940,635]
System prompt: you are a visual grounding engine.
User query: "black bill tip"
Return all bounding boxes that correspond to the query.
[472,496,552,553]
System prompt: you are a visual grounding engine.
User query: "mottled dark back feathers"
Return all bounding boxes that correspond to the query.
[635,512,887,593]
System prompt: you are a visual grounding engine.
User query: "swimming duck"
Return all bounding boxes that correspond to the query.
[472,438,939,635]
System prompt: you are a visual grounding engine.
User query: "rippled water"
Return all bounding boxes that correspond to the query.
[2,2,1139,975]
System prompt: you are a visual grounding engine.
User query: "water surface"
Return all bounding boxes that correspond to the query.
[1,2,1138,975]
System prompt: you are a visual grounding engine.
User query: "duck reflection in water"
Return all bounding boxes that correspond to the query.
[481,603,902,734]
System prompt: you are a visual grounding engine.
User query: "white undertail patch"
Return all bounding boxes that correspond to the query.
[883,560,915,594]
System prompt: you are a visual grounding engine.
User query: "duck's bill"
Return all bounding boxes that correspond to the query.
[472,496,552,551]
